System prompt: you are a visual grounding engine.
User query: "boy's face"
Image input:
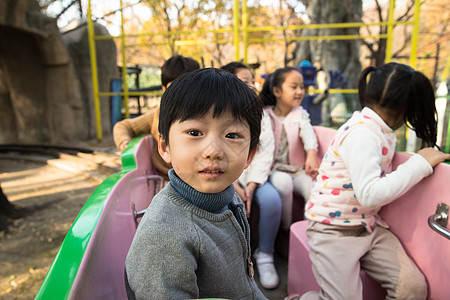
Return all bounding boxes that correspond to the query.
[159,108,255,194]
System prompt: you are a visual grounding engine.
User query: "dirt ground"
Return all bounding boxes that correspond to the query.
[0,146,121,299]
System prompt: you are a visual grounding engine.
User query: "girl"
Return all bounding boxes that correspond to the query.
[220,61,256,91]
[221,61,283,290]
[302,63,450,299]
[260,67,320,230]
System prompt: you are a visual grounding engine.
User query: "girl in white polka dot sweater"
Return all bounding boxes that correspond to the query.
[302,63,450,300]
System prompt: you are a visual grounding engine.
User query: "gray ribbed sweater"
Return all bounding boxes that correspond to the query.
[125,171,267,300]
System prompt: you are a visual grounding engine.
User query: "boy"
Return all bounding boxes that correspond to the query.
[113,55,200,180]
[125,68,267,299]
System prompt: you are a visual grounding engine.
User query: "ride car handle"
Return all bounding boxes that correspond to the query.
[428,203,450,240]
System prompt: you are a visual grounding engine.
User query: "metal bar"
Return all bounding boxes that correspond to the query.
[98,91,163,97]
[309,89,358,94]
[443,55,450,153]
[95,28,233,39]
[87,0,102,141]
[124,34,388,49]
[428,203,450,240]
[173,39,230,46]
[244,21,412,32]
[126,40,230,47]
[441,53,450,82]
[446,112,450,154]
[93,21,412,41]
[100,88,359,98]
[233,0,240,61]
[410,0,421,68]
[242,0,248,64]
[405,0,421,153]
[385,0,395,62]
[120,0,129,119]
[249,34,388,44]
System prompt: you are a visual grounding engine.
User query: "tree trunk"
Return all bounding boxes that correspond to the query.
[0,184,21,231]
[294,0,362,126]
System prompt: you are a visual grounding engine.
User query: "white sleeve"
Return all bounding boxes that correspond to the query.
[340,128,433,210]
[299,109,318,151]
[239,111,274,186]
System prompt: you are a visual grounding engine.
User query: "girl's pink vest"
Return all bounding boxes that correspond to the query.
[265,106,307,168]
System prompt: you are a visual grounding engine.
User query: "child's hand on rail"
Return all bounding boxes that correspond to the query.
[417,148,450,168]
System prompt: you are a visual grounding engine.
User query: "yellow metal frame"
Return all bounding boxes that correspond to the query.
[87,0,422,141]
[87,0,102,141]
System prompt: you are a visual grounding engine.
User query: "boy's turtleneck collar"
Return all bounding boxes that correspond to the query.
[168,169,235,213]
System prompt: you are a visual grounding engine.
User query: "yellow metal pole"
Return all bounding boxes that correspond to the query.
[410,0,421,68]
[385,0,395,62]
[441,52,450,82]
[405,0,422,152]
[242,0,248,64]
[233,0,240,61]
[87,0,102,141]
[120,0,130,118]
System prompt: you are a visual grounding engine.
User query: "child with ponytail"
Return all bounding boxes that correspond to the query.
[259,67,320,230]
[300,63,450,300]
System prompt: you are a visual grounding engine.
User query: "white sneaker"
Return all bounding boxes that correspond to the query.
[253,250,279,289]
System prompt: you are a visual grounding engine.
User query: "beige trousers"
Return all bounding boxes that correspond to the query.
[301,222,427,300]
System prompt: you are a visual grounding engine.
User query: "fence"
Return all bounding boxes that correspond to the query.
[86,0,449,153]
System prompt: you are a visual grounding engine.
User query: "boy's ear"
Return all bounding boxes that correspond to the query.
[158,134,171,163]
[244,145,258,169]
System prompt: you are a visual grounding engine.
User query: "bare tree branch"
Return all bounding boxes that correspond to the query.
[55,0,77,19]
[396,1,414,21]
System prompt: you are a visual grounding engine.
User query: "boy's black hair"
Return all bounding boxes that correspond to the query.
[259,66,300,107]
[159,68,262,153]
[358,62,437,147]
[220,62,251,75]
[161,55,200,88]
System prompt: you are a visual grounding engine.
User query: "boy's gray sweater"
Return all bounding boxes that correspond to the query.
[125,177,267,300]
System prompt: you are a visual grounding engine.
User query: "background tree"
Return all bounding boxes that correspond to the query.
[361,0,415,67]
[292,0,362,127]
[0,184,21,231]
[293,0,362,89]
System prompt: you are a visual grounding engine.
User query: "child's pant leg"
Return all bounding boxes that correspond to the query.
[254,182,282,253]
[293,172,313,200]
[361,226,427,300]
[305,222,370,300]
[269,171,293,229]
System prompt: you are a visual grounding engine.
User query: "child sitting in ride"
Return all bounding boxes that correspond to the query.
[259,67,320,230]
[300,63,450,299]
[113,55,200,181]
[220,61,257,91]
[221,61,283,290]
[124,68,267,299]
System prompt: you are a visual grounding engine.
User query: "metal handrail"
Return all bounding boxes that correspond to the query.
[132,174,163,227]
[86,0,422,141]
[428,203,450,240]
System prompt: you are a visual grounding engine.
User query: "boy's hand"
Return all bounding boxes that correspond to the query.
[118,140,130,153]
[417,148,450,168]
[234,182,253,218]
[234,182,246,202]
[244,182,258,218]
[305,149,319,180]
